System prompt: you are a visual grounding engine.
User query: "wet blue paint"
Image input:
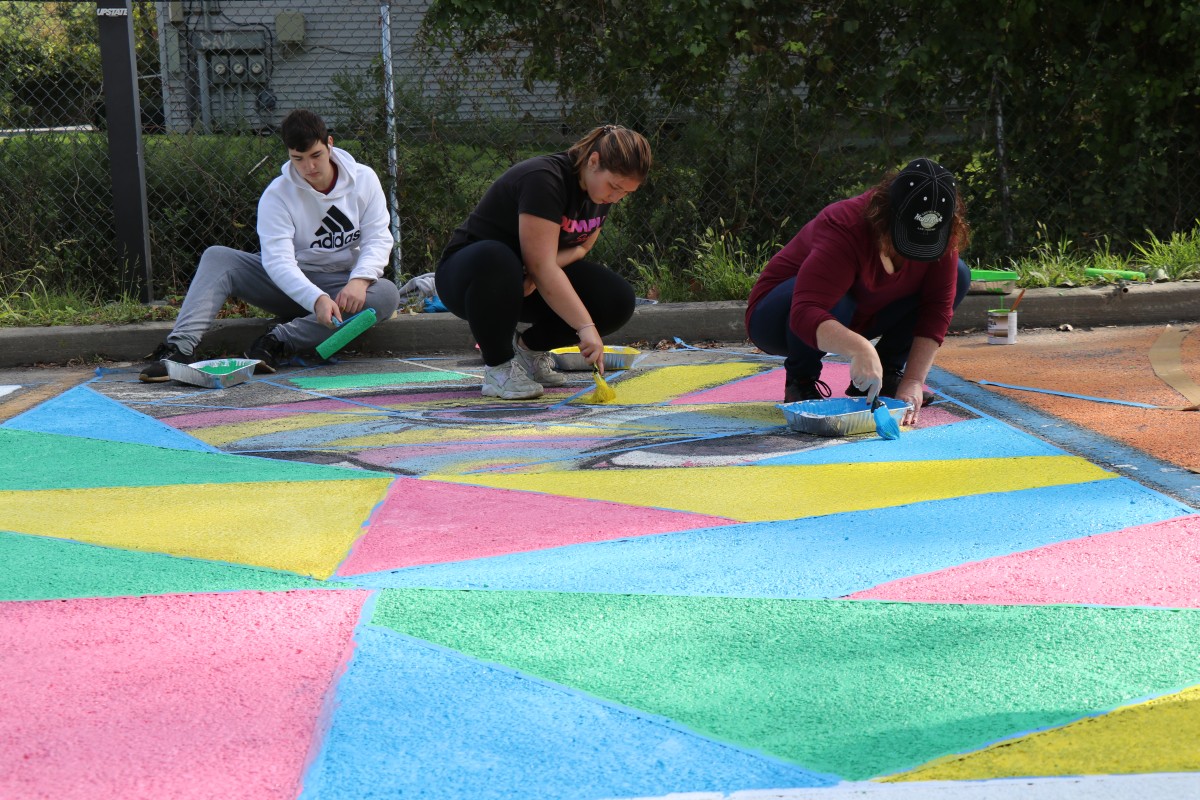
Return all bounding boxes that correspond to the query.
[299,625,832,800]
[756,417,1065,466]
[2,384,220,452]
[346,479,1193,598]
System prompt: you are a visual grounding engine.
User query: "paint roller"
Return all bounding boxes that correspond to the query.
[1085,268,1146,282]
[316,308,378,360]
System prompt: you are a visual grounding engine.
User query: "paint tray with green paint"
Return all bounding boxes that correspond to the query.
[165,358,259,389]
[549,345,640,371]
[968,268,1019,295]
[778,397,910,437]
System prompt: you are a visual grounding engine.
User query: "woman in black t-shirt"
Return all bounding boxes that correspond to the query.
[436,125,653,399]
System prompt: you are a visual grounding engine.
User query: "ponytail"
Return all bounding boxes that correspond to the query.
[568,124,653,181]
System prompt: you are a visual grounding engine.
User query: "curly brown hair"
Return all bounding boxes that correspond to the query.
[864,169,971,260]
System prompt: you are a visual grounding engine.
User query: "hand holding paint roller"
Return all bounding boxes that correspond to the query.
[316,308,378,360]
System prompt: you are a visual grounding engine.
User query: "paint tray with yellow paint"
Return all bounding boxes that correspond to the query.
[778,397,910,437]
[165,358,260,389]
[550,345,640,371]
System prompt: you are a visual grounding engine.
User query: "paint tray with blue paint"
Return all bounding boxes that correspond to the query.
[549,345,640,371]
[778,396,911,437]
[165,358,259,389]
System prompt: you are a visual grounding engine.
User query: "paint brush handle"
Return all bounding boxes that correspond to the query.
[1009,288,1027,312]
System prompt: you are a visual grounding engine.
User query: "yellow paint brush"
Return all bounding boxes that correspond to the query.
[586,365,617,404]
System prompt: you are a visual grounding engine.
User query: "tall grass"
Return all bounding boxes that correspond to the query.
[1131,226,1200,280]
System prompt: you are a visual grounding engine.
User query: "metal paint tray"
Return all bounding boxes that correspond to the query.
[549,345,640,371]
[778,396,911,437]
[165,358,260,389]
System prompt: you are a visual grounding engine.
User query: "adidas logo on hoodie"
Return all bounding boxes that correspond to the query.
[311,204,362,249]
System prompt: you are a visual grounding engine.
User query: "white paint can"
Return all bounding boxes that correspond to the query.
[987,309,1018,344]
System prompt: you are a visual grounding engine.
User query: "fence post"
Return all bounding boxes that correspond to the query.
[380,1,402,277]
[96,0,154,303]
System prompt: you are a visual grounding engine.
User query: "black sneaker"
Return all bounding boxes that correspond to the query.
[244,330,294,374]
[139,341,192,383]
[784,377,832,403]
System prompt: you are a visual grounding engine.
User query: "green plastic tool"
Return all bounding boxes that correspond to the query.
[316,308,377,359]
[1085,267,1146,281]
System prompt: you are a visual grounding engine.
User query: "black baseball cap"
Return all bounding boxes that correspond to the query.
[889,158,957,261]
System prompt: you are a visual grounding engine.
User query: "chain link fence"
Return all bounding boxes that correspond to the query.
[3,1,1200,303]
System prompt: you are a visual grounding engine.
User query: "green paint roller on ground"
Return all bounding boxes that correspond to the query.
[373,589,1200,780]
[317,308,378,359]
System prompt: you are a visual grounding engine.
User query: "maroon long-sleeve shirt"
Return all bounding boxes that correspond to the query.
[745,191,959,348]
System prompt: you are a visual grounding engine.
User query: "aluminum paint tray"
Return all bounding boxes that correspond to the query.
[778,396,911,437]
[550,345,640,371]
[165,358,260,389]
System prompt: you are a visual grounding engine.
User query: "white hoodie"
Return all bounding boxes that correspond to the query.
[256,146,394,312]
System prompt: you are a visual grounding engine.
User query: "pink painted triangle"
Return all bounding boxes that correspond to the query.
[669,363,854,405]
[336,477,738,576]
[850,514,1200,608]
[0,590,366,800]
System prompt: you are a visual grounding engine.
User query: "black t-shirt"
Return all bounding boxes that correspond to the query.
[440,152,610,262]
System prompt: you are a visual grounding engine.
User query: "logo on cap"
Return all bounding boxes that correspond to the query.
[914,211,943,231]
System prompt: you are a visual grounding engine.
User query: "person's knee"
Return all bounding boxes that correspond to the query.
[953,258,971,307]
[446,241,524,289]
[600,277,635,333]
[366,278,401,319]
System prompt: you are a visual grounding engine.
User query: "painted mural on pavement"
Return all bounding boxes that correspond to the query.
[2,344,1199,800]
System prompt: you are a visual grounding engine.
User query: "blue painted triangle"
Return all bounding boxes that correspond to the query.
[754,417,1064,465]
[344,479,1193,598]
[300,623,830,800]
[2,384,220,453]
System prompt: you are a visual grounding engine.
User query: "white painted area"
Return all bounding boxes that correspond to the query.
[0,385,19,398]
[609,774,1200,800]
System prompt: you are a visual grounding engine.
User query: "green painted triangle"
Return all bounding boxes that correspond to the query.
[0,428,383,490]
[372,589,1200,780]
[0,529,351,599]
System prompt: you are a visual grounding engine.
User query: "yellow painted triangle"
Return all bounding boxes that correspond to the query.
[580,363,764,405]
[428,456,1113,522]
[888,684,1200,779]
[0,478,390,579]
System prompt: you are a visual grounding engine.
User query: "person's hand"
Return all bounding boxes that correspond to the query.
[577,324,605,373]
[315,294,342,329]
[848,350,884,401]
[335,278,369,315]
[893,375,925,425]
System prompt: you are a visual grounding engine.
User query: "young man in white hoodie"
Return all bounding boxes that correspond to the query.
[139,109,400,381]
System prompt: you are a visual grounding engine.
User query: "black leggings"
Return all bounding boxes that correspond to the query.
[436,239,635,366]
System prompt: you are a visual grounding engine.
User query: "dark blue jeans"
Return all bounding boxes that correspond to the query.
[747,258,970,380]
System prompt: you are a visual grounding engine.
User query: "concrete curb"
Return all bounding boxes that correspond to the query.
[2,282,1198,368]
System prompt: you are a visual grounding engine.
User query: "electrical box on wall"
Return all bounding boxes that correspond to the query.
[276,12,306,45]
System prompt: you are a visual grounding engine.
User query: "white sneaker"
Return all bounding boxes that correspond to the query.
[482,358,544,399]
[512,332,566,386]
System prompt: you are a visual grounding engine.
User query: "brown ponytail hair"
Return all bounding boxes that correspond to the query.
[568,124,653,182]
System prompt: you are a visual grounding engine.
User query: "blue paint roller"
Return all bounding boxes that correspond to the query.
[316,308,377,359]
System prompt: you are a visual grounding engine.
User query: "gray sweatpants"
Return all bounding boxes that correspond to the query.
[166,246,400,353]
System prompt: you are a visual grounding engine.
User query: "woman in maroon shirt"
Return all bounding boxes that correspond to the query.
[746,159,971,425]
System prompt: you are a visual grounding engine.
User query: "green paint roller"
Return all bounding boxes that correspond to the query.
[1085,267,1146,281]
[316,308,377,359]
